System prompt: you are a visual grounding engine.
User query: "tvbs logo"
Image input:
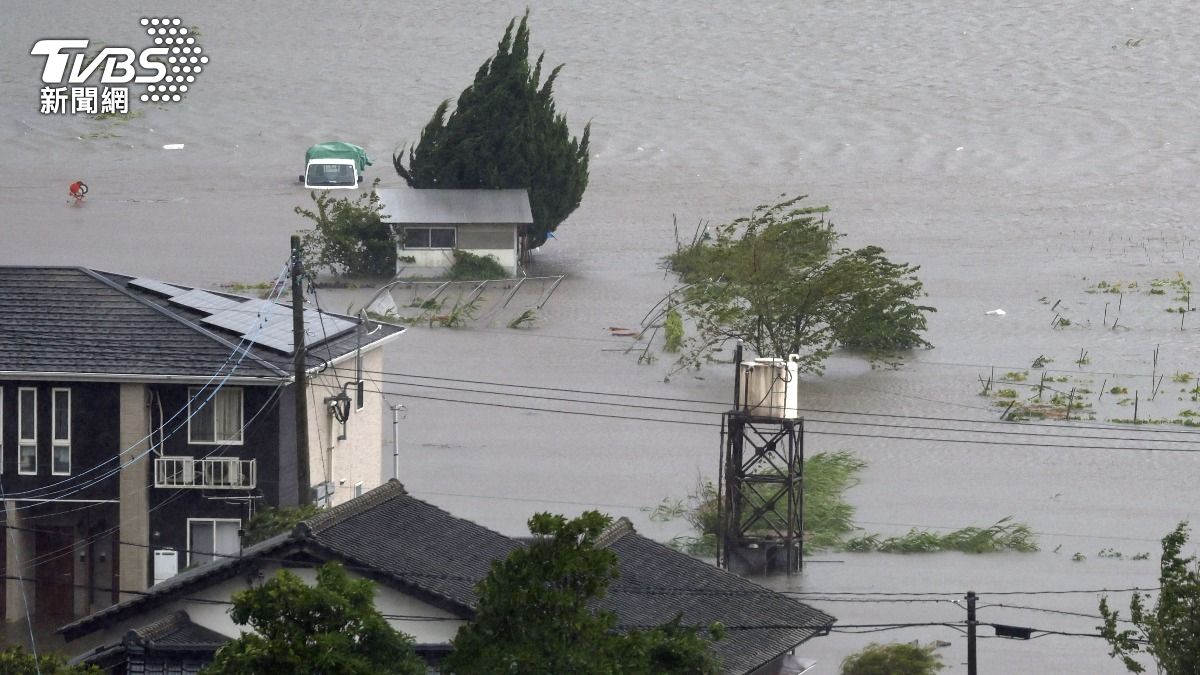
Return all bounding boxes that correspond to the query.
[31,17,207,114]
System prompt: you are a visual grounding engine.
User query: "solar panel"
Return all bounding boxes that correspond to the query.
[169,289,242,315]
[200,299,359,354]
[202,300,288,335]
[128,277,185,297]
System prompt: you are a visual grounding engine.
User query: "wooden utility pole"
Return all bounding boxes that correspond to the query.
[292,235,311,505]
[966,590,978,675]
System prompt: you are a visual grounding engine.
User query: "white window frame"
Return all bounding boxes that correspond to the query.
[18,387,37,475]
[402,226,456,249]
[52,388,71,475]
[187,387,244,445]
[186,517,241,567]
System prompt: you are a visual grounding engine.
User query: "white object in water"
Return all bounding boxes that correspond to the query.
[985,309,1006,316]
[162,143,185,150]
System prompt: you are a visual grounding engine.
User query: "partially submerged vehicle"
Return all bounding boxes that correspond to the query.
[300,142,372,189]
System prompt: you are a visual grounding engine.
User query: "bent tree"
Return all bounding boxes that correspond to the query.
[1099,521,1200,674]
[395,11,590,250]
[662,195,935,374]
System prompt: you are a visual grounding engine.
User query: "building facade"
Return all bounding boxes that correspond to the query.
[0,266,403,630]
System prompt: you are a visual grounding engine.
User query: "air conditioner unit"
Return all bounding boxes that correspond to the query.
[739,354,800,419]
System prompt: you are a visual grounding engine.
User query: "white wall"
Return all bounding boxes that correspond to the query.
[305,348,385,507]
[71,559,466,656]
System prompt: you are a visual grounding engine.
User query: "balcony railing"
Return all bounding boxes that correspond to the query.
[155,456,256,489]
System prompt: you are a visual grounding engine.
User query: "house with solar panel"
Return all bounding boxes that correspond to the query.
[0,266,403,631]
[376,188,534,278]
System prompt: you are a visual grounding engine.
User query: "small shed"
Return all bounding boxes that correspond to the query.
[376,188,533,278]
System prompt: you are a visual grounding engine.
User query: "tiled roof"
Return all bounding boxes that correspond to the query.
[0,266,403,381]
[128,611,228,650]
[595,518,836,674]
[301,480,521,609]
[64,483,834,674]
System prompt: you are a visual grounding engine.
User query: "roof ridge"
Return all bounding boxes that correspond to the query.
[595,516,635,549]
[299,479,408,535]
[127,610,189,644]
[80,268,291,378]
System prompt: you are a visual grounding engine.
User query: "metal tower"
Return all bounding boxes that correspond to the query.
[717,344,805,575]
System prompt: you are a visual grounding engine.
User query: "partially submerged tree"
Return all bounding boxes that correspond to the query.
[840,642,945,675]
[296,179,394,278]
[442,511,722,674]
[1099,521,1200,674]
[394,11,590,249]
[663,195,934,373]
[206,562,424,675]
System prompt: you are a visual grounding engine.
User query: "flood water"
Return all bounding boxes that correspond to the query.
[4,2,1200,672]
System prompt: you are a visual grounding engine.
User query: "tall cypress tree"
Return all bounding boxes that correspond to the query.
[394,11,590,250]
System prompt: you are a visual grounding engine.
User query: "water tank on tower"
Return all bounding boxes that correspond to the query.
[738,354,800,419]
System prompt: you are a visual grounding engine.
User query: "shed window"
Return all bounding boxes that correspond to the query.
[403,227,456,249]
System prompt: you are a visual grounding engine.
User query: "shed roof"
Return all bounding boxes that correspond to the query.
[377,188,532,225]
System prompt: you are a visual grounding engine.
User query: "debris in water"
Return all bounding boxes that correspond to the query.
[985,309,1006,316]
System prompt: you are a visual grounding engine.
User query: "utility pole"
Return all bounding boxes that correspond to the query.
[966,590,978,675]
[291,235,311,505]
[391,402,403,480]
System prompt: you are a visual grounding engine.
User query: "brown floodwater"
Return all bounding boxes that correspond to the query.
[3,2,1200,671]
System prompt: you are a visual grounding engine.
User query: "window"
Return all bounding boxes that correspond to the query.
[187,518,240,566]
[52,388,70,475]
[188,387,243,444]
[18,388,36,475]
[403,226,456,249]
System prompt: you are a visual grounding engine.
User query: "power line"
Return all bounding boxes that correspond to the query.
[355,381,1200,454]
[337,365,1200,439]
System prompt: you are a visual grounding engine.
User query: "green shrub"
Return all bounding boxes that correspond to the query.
[663,309,684,352]
[449,250,507,280]
[841,642,944,675]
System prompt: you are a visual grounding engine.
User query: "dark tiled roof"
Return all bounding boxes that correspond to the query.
[596,518,836,675]
[64,483,834,675]
[302,480,521,609]
[0,266,403,381]
[59,532,297,640]
[129,611,229,650]
[72,611,225,671]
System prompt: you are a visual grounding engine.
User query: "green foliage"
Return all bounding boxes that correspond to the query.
[241,504,321,546]
[663,195,934,374]
[844,518,1038,554]
[449,250,507,280]
[206,562,424,675]
[663,309,684,353]
[394,11,590,249]
[676,451,864,555]
[0,647,100,675]
[1099,521,1200,674]
[297,180,395,278]
[443,512,722,675]
[840,642,945,675]
[507,308,538,329]
[678,451,1036,556]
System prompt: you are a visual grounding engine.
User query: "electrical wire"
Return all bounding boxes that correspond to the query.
[334,365,1200,439]
[0,262,293,503]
